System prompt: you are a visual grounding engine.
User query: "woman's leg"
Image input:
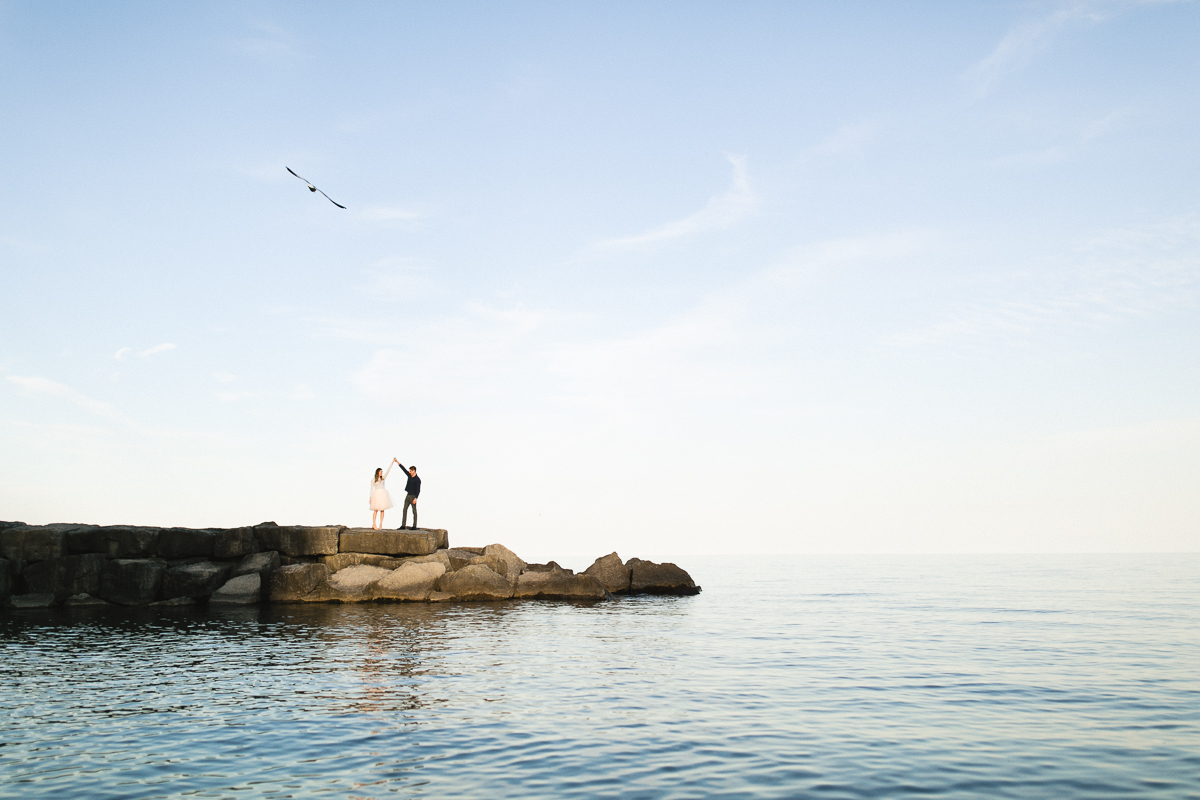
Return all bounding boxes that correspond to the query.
[372,509,379,529]
[379,510,385,529]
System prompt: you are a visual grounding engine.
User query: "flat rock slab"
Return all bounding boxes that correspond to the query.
[340,529,439,557]
[23,553,106,598]
[627,559,700,595]
[67,526,159,558]
[232,550,280,577]
[9,593,55,608]
[255,526,341,557]
[514,571,607,600]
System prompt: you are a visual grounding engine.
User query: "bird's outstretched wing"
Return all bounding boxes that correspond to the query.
[286,166,310,184]
[316,189,346,209]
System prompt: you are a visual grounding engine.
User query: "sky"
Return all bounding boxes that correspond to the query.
[2,1,1198,560]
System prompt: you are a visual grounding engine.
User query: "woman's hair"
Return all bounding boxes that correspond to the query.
[374,467,383,481]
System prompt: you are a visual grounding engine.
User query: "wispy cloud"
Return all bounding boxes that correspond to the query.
[139,343,177,358]
[114,347,132,360]
[7,375,118,419]
[593,154,757,250]
[212,372,236,383]
[964,1,1185,95]
[886,216,1200,349]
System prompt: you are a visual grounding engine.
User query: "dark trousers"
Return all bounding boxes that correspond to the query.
[401,494,418,528]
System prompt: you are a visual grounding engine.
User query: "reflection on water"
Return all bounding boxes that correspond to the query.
[3,555,1199,799]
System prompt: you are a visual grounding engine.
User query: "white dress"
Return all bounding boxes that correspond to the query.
[369,464,393,511]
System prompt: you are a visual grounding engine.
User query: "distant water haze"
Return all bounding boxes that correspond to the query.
[1,4,1198,560]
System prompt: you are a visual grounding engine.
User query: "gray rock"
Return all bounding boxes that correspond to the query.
[9,593,55,608]
[442,548,483,571]
[319,552,407,572]
[212,527,260,559]
[99,559,166,606]
[584,552,631,593]
[255,526,341,557]
[398,551,452,571]
[468,554,520,580]
[1,525,71,569]
[210,573,261,604]
[483,543,527,574]
[376,561,445,601]
[339,528,439,557]
[162,561,232,599]
[266,563,330,602]
[64,593,109,606]
[232,550,280,577]
[324,565,393,600]
[0,558,10,600]
[0,520,27,530]
[436,564,514,600]
[513,570,607,600]
[627,559,700,595]
[157,528,217,559]
[22,553,106,598]
[67,526,159,558]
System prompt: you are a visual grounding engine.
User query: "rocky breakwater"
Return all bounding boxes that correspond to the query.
[0,521,699,608]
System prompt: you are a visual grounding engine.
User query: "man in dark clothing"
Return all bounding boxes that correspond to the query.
[393,459,421,529]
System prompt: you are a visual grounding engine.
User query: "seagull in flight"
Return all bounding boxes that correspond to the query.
[286,167,346,209]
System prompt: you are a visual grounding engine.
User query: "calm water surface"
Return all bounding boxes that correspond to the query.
[2,555,1198,799]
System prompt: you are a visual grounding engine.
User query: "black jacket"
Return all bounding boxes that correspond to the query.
[398,463,421,497]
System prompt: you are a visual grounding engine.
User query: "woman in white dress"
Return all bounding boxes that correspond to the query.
[370,463,394,530]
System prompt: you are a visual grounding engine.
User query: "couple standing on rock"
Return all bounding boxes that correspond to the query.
[370,459,421,531]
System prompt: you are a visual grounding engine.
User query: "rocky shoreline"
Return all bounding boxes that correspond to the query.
[0,521,700,608]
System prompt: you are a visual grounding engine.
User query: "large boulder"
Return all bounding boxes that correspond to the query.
[584,552,631,593]
[255,526,341,557]
[22,554,106,599]
[436,564,514,600]
[67,526,159,558]
[210,573,261,604]
[469,554,521,581]
[231,551,280,577]
[376,561,445,601]
[405,552,453,571]
[483,544,527,574]
[157,528,217,559]
[627,559,700,595]
[266,563,331,602]
[0,525,71,570]
[323,565,393,600]
[162,561,232,599]
[339,528,439,557]
[99,559,166,605]
[212,527,260,559]
[442,548,482,571]
[0,558,10,600]
[513,570,607,600]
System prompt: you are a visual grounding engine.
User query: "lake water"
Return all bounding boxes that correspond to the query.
[2,554,1198,799]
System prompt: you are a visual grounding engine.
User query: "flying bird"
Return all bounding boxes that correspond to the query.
[286,167,346,209]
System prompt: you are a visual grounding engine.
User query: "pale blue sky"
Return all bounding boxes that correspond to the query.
[2,1,1198,560]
